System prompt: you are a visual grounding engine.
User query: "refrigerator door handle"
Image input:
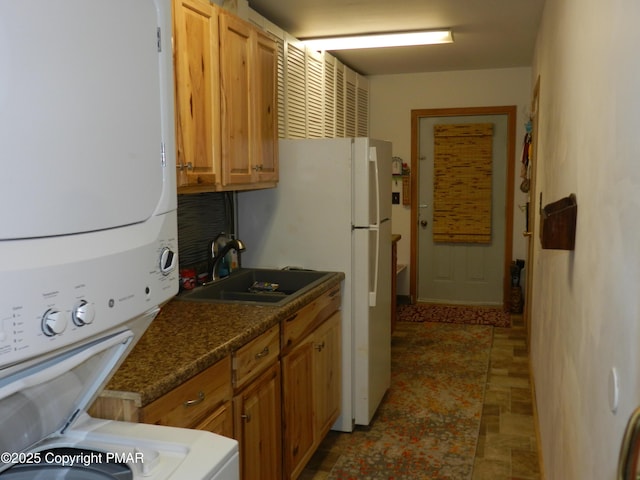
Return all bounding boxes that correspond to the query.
[369,225,379,307]
[368,146,381,307]
[369,146,380,227]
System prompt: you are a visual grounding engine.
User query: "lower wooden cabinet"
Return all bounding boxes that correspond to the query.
[313,312,342,436]
[282,311,341,479]
[233,362,282,480]
[282,341,314,477]
[90,286,343,480]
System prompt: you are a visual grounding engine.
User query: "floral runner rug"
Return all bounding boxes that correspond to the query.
[397,303,510,328]
[327,321,493,479]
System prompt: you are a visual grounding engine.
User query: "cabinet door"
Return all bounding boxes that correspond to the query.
[195,401,234,438]
[219,11,254,186]
[234,362,282,480]
[313,311,342,437]
[282,341,315,479]
[254,31,278,183]
[173,0,220,187]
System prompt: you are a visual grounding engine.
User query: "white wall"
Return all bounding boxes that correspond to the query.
[530,0,640,478]
[368,68,532,296]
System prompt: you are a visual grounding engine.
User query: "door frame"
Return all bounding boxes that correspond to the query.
[524,78,540,348]
[409,106,517,309]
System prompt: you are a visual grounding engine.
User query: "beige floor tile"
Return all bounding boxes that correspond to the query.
[472,457,511,479]
[500,412,536,436]
[484,432,533,450]
[511,448,541,477]
[488,373,531,389]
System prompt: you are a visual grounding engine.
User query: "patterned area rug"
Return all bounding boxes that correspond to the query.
[328,321,493,479]
[397,303,510,327]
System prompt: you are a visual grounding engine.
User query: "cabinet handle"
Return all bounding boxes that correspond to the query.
[252,164,263,172]
[176,162,193,171]
[255,346,270,359]
[328,288,340,298]
[314,341,325,352]
[241,413,252,422]
[285,313,298,322]
[183,391,205,407]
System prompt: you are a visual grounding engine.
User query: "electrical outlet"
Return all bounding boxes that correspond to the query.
[392,192,400,204]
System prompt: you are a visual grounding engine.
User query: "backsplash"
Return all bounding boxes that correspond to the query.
[177,192,231,268]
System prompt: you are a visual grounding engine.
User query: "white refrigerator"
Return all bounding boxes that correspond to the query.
[237,138,392,432]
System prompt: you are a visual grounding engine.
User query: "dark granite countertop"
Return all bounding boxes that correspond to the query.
[102,272,344,407]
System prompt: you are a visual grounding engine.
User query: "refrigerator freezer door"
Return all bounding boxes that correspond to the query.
[372,139,393,222]
[352,139,392,227]
[238,138,353,270]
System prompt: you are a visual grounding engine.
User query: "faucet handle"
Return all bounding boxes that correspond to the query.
[212,232,230,258]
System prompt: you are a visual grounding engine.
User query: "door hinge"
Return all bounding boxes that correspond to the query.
[157,27,162,52]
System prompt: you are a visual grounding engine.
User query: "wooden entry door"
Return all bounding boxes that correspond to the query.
[410,106,516,308]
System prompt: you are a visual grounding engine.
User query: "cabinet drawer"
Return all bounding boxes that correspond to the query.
[282,287,341,353]
[233,324,280,390]
[141,356,231,428]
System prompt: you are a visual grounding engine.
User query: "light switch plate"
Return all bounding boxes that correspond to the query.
[392,192,400,204]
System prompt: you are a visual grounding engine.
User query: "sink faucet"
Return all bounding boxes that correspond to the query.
[210,238,246,281]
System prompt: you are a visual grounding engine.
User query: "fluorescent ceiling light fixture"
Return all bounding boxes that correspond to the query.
[302,29,453,51]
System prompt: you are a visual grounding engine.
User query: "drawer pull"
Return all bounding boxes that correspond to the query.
[314,341,325,352]
[241,413,252,423]
[285,313,298,322]
[255,346,270,359]
[183,391,205,407]
[328,288,340,298]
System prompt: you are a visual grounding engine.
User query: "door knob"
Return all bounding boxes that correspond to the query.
[420,220,428,228]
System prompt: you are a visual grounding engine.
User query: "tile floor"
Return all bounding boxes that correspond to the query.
[299,314,541,479]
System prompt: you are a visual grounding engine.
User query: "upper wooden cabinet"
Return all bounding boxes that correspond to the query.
[173,0,220,189]
[219,11,278,188]
[172,1,278,193]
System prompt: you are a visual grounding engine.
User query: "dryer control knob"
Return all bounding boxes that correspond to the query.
[159,247,177,275]
[42,309,68,336]
[72,300,95,326]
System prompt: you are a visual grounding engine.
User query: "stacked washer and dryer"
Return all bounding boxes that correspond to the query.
[0,1,238,478]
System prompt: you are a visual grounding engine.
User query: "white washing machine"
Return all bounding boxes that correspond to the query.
[0,0,239,477]
[0,310,239,480]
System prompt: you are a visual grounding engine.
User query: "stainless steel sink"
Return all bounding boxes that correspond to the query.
[178,268,333,306]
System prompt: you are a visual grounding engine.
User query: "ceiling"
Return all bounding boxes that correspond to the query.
[248,0,546,76]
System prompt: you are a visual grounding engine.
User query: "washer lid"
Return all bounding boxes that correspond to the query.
[0,327,139,470]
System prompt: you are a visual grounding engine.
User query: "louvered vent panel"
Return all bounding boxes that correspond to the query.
[276,38,285,138]
[357,86,369,137]
[306,50,324,138]
[323,57,336,138]
[335,65,345,137]
[285,42,307,138]
[345,81,357,138]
